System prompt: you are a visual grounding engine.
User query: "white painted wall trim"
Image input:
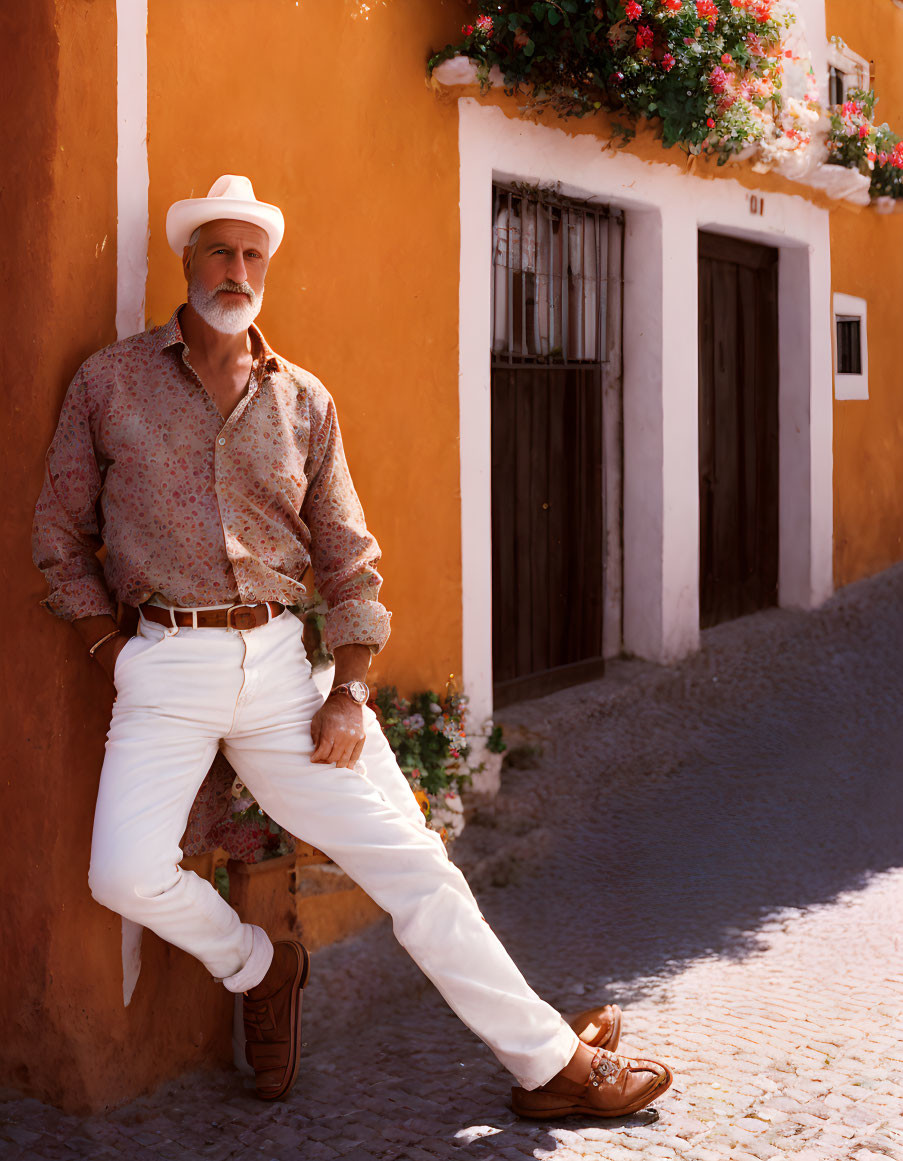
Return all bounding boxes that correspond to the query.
[115,0,149,341]
[458,99,834,728]
[115,0,149,1005]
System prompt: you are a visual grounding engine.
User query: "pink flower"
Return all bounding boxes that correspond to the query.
[475,14,493,34]
[662,52,676,71]
[626,0,643,19]
[635,23,654,48]
[709,66,729,94]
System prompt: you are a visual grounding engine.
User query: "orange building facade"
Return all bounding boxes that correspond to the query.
[2,0,900,1112]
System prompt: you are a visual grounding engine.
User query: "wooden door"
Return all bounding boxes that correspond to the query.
[491,366,606,702]
[490,186,623,706]
[698,232,779,629]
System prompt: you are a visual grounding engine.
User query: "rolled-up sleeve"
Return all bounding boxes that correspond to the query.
[32,367,115,621]
[301,394,391,653]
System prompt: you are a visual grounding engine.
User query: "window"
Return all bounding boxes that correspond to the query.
[828,66,846,107]
[826,40,871,104]
[833,293,868,400]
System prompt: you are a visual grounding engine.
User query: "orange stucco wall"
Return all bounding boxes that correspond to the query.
[145,0,471,697]
[0,0,241,1114]
[827,0,903,586]
[2,0,473,1113]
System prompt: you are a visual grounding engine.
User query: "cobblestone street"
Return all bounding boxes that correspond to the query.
[3,565,903,1161]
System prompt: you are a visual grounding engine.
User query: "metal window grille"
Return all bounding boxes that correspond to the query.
[836,316,862,374]
[491,185,622,368]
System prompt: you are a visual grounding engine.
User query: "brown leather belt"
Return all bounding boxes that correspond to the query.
[140,601,285,631]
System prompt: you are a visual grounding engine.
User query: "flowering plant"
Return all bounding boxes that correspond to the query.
[429,1,798,163]
[226,786,297,862]
[373,686,473,838]
[827,88,880,174]
[826,88,903,198]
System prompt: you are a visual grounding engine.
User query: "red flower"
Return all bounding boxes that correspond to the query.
[635,23,654,47]
[662,0,682,10]
[696,0,717,20]
[721,53,732,64]
[859,124,870,139]
[461,23,474,36]
[706,117,716,128]
[475,14,493,34]
[662,52,676,70]
[626,0,643,19]
[513,27,531,49]
[867,150,877,162]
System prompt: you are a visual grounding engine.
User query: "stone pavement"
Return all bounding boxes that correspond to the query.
[4,564,903,1160]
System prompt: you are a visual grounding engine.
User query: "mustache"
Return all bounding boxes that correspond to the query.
[214,279,257,302]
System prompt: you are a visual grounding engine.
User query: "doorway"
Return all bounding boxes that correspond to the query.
[698,231,780,629]
[490,184,623,705]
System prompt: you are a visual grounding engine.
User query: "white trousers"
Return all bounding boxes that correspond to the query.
[89,609,578,1090]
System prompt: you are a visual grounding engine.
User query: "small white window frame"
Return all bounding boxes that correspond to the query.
[826,39,870,102]
[833,292,868,401]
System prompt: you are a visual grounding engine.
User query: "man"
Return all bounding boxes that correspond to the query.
[32,175,673,1115]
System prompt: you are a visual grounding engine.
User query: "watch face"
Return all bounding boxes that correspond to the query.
[348,681,368,704]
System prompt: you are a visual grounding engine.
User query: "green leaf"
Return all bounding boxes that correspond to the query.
[214,866,230,902]
[548,9,561,26]
[524,38,536,56]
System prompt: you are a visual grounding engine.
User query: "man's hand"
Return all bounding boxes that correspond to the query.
[74,614,130,685]
[310,694,365,769]
[311,642,371,769]
[93,633,130,684]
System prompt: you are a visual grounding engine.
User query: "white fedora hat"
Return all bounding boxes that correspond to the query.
[165,174,285,256]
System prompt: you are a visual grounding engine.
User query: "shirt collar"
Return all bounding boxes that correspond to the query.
[157,305,283,374]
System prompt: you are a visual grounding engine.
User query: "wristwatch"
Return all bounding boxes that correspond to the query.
[329,680,369,705]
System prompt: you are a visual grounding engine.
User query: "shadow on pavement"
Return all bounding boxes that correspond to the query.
[480,565,903,1005]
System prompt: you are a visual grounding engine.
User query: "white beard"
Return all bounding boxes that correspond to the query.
[188,277,264,335]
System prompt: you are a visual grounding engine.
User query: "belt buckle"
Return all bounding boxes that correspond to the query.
[226,603,260,631]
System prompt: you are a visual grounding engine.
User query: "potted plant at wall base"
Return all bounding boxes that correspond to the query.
[372,684,475,840]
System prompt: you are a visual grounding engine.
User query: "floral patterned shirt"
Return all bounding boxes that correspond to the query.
[32,307,391,653]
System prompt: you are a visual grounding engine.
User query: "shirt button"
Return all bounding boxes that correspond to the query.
[218,437,226,446]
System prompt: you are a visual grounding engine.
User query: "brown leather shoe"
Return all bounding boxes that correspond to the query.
[243,940,311,1101]
[566,1004,622,1050]
[511,1046,673,1119]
